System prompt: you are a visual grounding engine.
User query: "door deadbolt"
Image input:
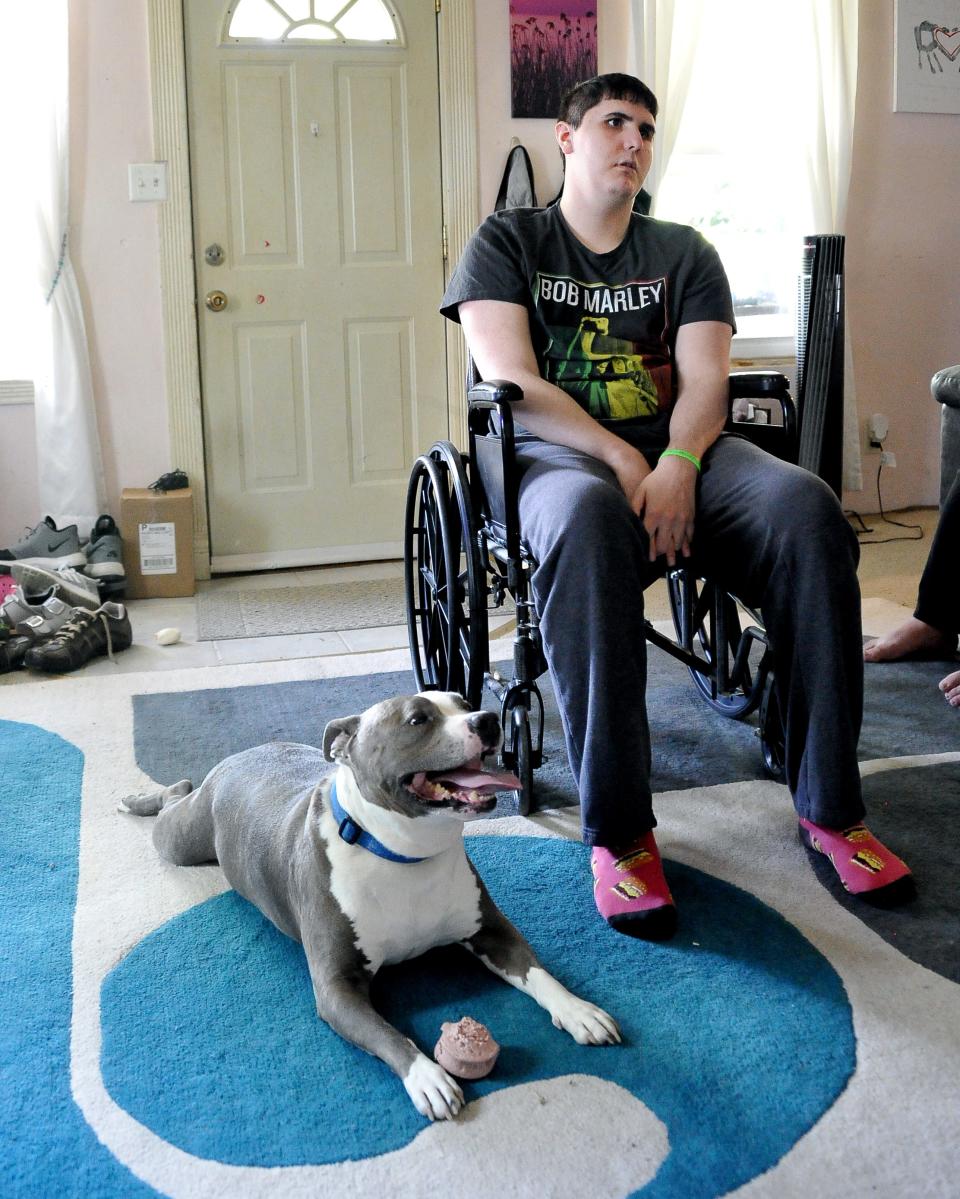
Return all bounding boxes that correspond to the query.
[204,243,224,266]
[205,290,228,312]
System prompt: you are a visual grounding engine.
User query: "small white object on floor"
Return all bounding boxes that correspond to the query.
[155,627,181,646]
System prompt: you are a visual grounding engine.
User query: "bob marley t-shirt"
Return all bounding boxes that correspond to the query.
[441,205,736,452]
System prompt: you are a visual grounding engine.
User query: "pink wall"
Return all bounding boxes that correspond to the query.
[841,5,960,513]
[475,0,631,216]
[69,0,169,519]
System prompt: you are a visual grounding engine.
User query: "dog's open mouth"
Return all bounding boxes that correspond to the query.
[404,758,522,811]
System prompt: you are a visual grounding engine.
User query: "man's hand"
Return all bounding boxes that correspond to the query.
[636,455,699,565]
[605,444,696,565]
[607,442,652,513]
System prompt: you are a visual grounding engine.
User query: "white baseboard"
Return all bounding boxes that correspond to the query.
[211,541,404,574]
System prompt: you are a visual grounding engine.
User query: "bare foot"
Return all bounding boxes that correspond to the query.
[940,669,960,707]
[863,616,956,662]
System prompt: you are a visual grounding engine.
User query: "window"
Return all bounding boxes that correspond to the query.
[226,0,401,44]
[653,3,826,348]
[0,5,45,388]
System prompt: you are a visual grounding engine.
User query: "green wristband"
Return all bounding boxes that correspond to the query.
[660,448,702,472]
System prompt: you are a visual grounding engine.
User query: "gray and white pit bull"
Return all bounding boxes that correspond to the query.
[120,691,620,1119]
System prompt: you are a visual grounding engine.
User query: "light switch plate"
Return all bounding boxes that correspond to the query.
[128,162,168,202]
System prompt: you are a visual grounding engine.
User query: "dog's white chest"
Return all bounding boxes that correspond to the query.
[324,831,482,971]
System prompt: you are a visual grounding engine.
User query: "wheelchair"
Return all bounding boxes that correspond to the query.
[403,371,798,815]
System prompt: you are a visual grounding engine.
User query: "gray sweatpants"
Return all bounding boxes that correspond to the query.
[516,432,865,847]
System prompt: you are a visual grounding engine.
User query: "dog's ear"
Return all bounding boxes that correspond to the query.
[322,715,360,763]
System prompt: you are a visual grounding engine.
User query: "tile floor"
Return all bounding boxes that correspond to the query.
[0,558,520,684]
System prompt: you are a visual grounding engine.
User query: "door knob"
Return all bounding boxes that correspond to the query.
[205,290,228,312]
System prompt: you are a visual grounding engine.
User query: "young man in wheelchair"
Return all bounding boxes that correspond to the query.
[440,73,913,938]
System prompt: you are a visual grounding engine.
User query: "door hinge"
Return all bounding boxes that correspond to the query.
[435,0,441,12]
[442,224,449,262]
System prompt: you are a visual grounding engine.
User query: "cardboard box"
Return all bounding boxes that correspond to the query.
[119,487,196,599]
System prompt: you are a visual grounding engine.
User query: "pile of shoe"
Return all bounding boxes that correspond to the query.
[0,513,126,598]
[0,514,132,675]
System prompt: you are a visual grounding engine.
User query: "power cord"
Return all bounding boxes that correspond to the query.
[846,446,924,545]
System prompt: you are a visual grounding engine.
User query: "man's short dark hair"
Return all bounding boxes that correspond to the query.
[557,73,658,127]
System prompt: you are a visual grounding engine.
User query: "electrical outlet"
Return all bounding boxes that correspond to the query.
[867,413,889,447]
[880,450,897,468]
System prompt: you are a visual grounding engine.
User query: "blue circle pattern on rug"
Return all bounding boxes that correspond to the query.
[0,720,160,1198]
[101,836,854,1197]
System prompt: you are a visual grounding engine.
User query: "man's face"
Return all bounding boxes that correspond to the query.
[556,98,656,202]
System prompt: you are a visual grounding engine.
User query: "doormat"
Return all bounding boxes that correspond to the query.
[197,578,517,642]
[196,578,409,640]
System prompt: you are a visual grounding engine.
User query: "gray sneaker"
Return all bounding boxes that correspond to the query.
[0,516,86,570]
[10,562,102,610]
[0,586,76,639]
[1,586,44,629]
[84,514,125,581]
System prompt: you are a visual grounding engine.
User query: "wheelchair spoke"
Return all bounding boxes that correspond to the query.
[403,444,490,708]
[667,568,764,719]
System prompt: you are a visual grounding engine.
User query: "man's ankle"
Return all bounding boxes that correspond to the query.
[591,832,677,940]
[798,818,915,907]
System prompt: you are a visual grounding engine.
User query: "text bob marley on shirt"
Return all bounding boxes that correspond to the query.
[535,272,672,421]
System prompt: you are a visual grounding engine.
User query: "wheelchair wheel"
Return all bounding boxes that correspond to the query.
[404,445,488,707]
[667,571,766,719]
[758,673,786,782]
[508,704,535,817]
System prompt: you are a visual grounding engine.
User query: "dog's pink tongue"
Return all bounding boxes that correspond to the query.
[436,766,522,793]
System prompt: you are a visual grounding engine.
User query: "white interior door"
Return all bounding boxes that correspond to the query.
[184,0,448,571]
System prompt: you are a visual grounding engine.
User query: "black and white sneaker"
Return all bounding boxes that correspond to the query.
[0,632,32,673]
[24,602,133,674]
[84,514,125,584]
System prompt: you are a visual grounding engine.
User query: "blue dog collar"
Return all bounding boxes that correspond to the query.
[329,778,427,865]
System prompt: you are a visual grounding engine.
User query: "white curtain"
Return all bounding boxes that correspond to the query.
[22,2,105,533]
[804,0,859,233]
[630,0,862,490]
[804,0,862,491]
[629,0,708,206]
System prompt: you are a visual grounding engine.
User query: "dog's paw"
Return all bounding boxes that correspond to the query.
[116,791,164,817]
[551,996,622,1046]
[403,1053,465,1120]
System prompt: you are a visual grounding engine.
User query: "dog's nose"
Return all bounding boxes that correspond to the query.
[468,711,500,746]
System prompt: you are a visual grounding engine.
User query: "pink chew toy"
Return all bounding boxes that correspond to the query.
[434,1016,500,1079]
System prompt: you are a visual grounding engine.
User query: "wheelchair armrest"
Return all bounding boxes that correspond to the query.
[727,370,798,463]
[467,379,525,408]
[729,369,789,399]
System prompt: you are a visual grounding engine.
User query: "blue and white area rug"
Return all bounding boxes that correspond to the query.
[2,647,958,1198]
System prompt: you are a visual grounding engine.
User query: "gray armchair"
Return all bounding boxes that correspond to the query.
[931,365,960,508]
